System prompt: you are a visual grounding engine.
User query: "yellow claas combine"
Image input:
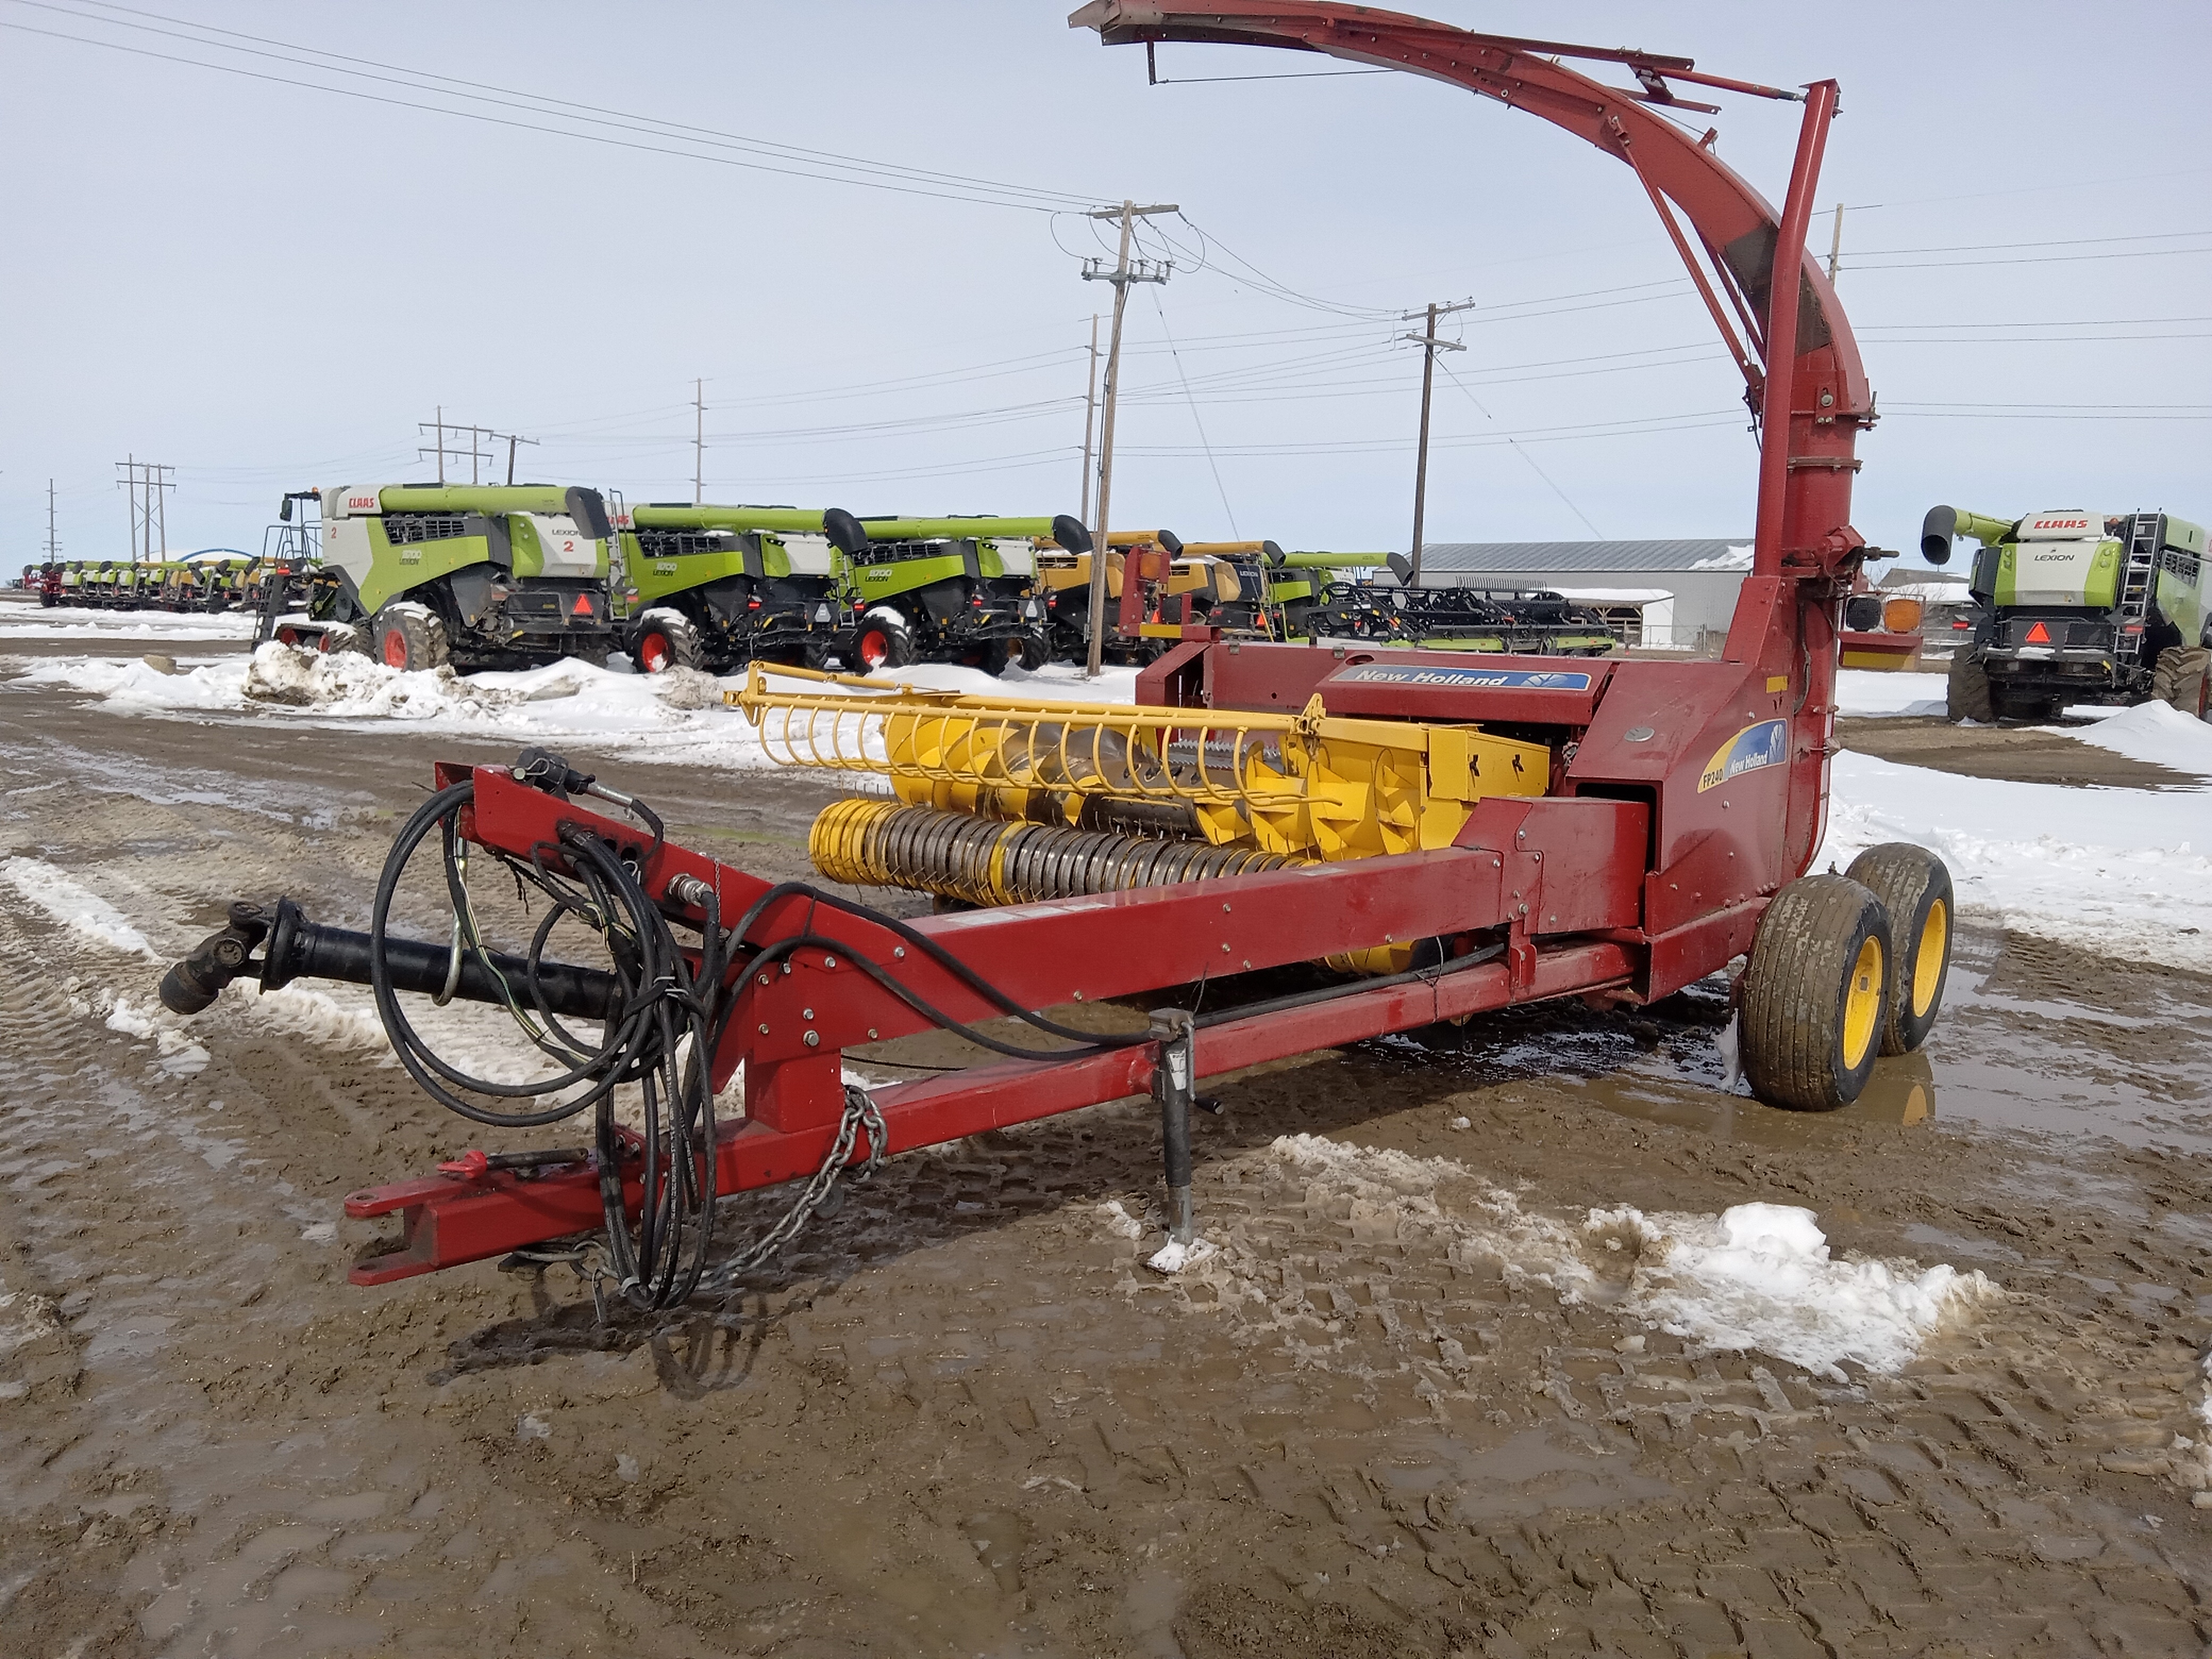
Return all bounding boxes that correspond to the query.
[726,662,1549,971]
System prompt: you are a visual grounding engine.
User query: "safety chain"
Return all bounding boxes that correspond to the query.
[510,1088,889,1316]
[707,1084,889,1289]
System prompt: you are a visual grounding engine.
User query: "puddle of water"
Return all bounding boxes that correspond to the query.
[1378,919,2210,1157]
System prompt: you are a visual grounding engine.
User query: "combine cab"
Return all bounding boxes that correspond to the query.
[271,484,620,671]
[619,505,864,674]
[1927,506,2211,720]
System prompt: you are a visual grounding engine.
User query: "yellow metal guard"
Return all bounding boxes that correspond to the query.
[726,661,1549,864]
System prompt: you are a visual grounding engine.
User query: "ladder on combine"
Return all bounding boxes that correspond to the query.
[2115,512,2163,667]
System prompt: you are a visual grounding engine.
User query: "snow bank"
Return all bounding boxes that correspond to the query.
[1268,1135,1993,1378]
[0,605,257,641]
[1816,749,2212,971]
[1834,668,1947,719]
[2053,698,2212,778]
[13,643,1141,773]
[1,858,158,956]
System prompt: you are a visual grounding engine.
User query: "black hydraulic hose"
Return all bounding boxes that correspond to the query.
[1192,942,1505,1030]
[728,881,1153,1055]
[370,785,640,1126]
[720,880,1506,1069]
[362,780,724,1309]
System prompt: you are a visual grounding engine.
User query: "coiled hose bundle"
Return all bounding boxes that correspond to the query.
[370,779,726,1311]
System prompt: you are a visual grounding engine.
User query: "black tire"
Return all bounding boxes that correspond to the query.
[981,636,1021,677]
[1740,874,1893,1112]
[851,608,914,673]
[372,602,449,672]
[1017,631,1052,672]
[1843,843,1953,1056]
[2151,644,2210,719]
[630,607,705,675]
[1946,648,1993,723]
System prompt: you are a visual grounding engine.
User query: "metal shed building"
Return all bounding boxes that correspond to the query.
[1388,538,1754,652]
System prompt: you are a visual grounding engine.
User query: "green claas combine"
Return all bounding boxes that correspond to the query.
[843,515,1084,673]
[619,505,866,674]
[272,484,620,671]
[1925,505,2211,721]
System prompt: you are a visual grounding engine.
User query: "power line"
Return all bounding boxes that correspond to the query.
[1845,227,2212,257]
[1846,247,2212,272]
[4,0,1097,214]
[1437,358,1606,538]
[1148,288,1237,537]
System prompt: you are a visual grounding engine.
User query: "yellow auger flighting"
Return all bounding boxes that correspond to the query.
[725,663,1549,972]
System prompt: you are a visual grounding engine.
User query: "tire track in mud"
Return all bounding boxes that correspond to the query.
[0,906,747,1658]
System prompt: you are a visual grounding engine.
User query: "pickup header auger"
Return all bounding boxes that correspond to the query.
[164,5,1952,1310]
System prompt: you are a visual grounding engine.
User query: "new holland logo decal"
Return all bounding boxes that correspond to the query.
[1697,718,1789,792]
[1332,665,1594,691]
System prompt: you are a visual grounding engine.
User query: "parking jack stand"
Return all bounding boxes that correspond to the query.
[1146,1008,1209,1273]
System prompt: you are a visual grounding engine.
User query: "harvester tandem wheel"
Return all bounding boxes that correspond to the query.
[1844,843,1954,1055]
[1740,874,1893,1112]
[631,607,705,674]
[374,603,449,673]
[2151,644,2211,720]
[1945,648,1993,724]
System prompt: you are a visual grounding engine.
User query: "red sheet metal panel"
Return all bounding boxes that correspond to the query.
[1454,796,1649,935]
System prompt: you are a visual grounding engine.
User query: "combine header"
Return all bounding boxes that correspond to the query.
[163,4,1954,1308]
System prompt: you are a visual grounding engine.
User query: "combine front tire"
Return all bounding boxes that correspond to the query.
[631,608,705,675]
[2152,644,2210,719]
[1844,844,1953,1055]
[1740,874,1893,1112]
[373,604,448,672]
[852,608,914,673]
[1945,648,1993,723]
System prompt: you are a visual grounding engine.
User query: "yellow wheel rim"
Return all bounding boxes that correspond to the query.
[1841,935,1884,1070]
[1912,897,1948,1018]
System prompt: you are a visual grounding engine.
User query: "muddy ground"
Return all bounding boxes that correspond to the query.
[3,647,2210,1658]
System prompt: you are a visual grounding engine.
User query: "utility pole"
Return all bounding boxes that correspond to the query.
[491,430,539,487]
[1080,199,1176,676]
[1402,298,1473,587]
[44,479,60,561]
[1078,314,1100,524]
[418,413,492,488]
[1825,203,1845,284]
[693,379,706,506]
[115,457,176,564]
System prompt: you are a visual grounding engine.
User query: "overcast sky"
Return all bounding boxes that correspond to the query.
[3,2,2206,569]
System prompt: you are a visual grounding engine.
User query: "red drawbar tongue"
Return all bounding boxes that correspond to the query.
[2024,620,2050,644]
